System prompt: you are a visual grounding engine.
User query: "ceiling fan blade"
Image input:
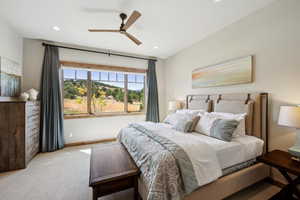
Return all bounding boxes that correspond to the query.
[123,10,141,30]
[124,32,142,45]
[88,29,120,32]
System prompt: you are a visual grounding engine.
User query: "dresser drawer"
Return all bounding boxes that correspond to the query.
[25,128,40,163]
[26,126,39,138]
[25,101,40,165]
[26,115,40,126]
[26,102,40,116]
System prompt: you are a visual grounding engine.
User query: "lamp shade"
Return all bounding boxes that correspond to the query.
[168,101,181,111]
[278,106,300,128]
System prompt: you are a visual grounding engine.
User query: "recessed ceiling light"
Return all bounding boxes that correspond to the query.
[214,0,222,2]
[154,46,159,49]
[52,26,60,31]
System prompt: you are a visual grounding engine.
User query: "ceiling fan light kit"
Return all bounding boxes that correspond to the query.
[89,10,142,45]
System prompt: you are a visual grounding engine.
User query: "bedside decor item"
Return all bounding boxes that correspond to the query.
[20,92,30,101]
[20,89,39,101]
[192,56,252,88]
[0,56,22,96]
[27,88,39,100]
[278,106,300,158]
[168,100,181,112]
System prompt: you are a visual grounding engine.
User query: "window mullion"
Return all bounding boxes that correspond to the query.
[144,75,147,113]
[124,74,128,113]
[87,71,92,114]
[61,68,65,113]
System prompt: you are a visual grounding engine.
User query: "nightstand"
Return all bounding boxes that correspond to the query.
[258,150,300,200]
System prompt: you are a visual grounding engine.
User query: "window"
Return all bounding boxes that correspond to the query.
[63,67,146,117]
[63,69,88,115]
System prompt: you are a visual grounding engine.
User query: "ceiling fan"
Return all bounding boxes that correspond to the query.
[88,10,142,45]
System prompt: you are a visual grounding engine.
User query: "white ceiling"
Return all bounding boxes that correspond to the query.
[0,0,275,58]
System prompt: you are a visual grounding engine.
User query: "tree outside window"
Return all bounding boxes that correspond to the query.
[63,68,145,116]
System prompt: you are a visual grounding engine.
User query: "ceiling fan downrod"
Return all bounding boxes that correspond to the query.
[120,13,127,31]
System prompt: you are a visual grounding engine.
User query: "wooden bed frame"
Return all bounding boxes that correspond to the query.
[138,93,270,200]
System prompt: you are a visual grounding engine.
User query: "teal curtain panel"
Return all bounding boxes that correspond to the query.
[146,60,160,122]
[39,45,65,152]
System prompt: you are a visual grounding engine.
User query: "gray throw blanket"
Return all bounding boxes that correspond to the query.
[118,123,199,200]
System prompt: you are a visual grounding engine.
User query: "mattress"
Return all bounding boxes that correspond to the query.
[190,133,264,169]
[222,159,257,176]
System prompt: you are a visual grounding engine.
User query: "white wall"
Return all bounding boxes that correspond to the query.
[0,18,23,68]
[64,115,145,142]
[164,0,300,152]
[22,39,165,143]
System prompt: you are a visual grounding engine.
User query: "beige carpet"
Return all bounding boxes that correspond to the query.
[0,143,280,200]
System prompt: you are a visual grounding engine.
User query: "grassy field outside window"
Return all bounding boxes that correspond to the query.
[63,67,145,117]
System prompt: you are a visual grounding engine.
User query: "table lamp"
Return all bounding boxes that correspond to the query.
[278,106,300,158]
[168,101,181,113]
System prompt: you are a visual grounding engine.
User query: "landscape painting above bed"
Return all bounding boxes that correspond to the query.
[192,56,253,88]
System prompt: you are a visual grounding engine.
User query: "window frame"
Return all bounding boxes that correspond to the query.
[60,61,147,119]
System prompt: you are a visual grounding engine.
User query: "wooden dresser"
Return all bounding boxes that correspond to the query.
[0,97,40,172]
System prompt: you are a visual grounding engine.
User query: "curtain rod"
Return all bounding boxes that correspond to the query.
[42,43,157,62]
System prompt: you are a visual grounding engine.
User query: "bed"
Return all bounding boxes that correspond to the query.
[118,93,269,200]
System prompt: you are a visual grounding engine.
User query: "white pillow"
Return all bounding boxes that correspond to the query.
[176,109,205,117]
[209,112,247,137]
[194,113,218,136]
[163,113,194,133]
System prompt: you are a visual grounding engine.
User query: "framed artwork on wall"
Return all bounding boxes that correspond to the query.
[0,56,22,97]
[192,56,253,88]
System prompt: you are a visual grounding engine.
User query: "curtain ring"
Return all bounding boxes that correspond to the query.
[217,95,222,104]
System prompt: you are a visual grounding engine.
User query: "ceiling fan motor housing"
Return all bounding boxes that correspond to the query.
[120,13,127,30]
[120,13,127,20]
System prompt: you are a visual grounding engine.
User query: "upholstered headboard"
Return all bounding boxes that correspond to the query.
[186,95,212,112]
[186,93,269,153]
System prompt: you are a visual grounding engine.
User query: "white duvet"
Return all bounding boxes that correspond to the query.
[138,122,223,187]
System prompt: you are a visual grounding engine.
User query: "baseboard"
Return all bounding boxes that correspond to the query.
[65,138,117,147]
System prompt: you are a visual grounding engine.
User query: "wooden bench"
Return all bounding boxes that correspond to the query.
[89,143,140,200]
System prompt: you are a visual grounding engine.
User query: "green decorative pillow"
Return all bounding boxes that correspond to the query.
[210,119,239,142]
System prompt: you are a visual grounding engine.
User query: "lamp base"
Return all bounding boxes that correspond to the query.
[288,146,300,158]
[291,156,300,162]
[288,129,300,159]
